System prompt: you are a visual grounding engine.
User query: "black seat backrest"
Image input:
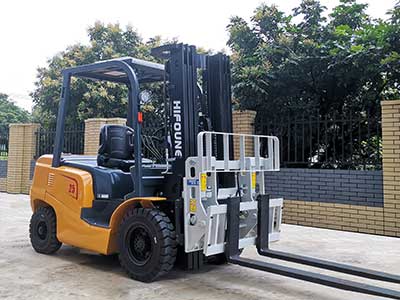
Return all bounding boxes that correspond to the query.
[98,125,134,159]
[97,125,135,171]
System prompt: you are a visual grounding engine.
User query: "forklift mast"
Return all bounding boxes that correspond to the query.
[151,44,233,173]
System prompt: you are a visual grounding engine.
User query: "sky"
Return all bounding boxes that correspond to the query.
[0,0,397,112]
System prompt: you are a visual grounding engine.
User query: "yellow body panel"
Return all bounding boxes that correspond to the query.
[30,155,164,255]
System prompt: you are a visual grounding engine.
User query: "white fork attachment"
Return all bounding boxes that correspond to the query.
[204,198,283,256]
[183,131,282,255]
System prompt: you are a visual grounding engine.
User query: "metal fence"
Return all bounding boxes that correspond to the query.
[35,123,85,158]
[256,110,382,170]
[0,124,9,158]
[34,118,166,161]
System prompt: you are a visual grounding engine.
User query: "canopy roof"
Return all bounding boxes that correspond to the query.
[63,57,165,84]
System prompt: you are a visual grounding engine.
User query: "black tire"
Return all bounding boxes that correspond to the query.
[29,206,62,254]
[118,208,177,282]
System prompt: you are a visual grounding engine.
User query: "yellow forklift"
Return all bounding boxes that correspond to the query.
[30,43,400,298]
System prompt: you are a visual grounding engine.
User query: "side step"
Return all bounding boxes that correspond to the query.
[225,196,400,300]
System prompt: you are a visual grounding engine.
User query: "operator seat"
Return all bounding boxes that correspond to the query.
[97,124,135,172]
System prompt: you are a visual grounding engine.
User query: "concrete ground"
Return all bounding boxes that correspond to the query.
[0,192,399,300]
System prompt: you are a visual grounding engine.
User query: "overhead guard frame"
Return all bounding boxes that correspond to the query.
[52,58,165,197]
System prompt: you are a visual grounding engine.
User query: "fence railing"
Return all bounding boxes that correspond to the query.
[34,119,166,161]
[35,123,85,158]
[0,124,9,159]
[256,110,382,170]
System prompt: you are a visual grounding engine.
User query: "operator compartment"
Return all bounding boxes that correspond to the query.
[183,131,283,256]
[62,124,167,200]
[61,124,168,227]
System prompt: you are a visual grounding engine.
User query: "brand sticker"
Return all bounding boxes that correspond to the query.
[187,179,199,186]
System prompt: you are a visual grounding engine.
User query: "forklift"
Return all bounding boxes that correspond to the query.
[30,43,400,298]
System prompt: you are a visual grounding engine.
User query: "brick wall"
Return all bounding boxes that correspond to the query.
[232,110,256,158]
[381,100,400,237]
[6,124,40,194]
[283,201,384,234]
[0,118,127,194]
[266,169,385,235]
[265,169,383,207]
[233,107,398,237]
[0,178,6,192]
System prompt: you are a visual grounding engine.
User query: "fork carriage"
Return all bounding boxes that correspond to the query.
[183,132,282,256]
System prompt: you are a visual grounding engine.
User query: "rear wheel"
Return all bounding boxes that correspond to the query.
[118,208,177,282]
[29,206,62,254]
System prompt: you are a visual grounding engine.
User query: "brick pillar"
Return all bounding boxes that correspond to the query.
[381,100,400,237]
[84,118,126,155]
[7,123,40,194]
[232,110,256,158]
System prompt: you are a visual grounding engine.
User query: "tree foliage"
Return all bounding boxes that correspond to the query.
[0,93,31,124]
[227,0,400,118]
[32,22,168,127]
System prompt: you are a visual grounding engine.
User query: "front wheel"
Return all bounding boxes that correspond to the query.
[29,206,62,254]
[118,208,177,282]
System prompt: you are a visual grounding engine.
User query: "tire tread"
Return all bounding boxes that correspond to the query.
[29,206,62,254]
[118,208,177,282]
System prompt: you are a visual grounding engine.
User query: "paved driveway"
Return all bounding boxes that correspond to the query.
[0,192,399,300]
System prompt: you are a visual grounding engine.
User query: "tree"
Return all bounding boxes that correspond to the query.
[227,0,400,117]
[31,22,168,127]
[0,93,31,124]
[228,0,400,168]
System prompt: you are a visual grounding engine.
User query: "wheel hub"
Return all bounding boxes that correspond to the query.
[134,236,146,251]
[37,221,48,240]
[128,226,152,265]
